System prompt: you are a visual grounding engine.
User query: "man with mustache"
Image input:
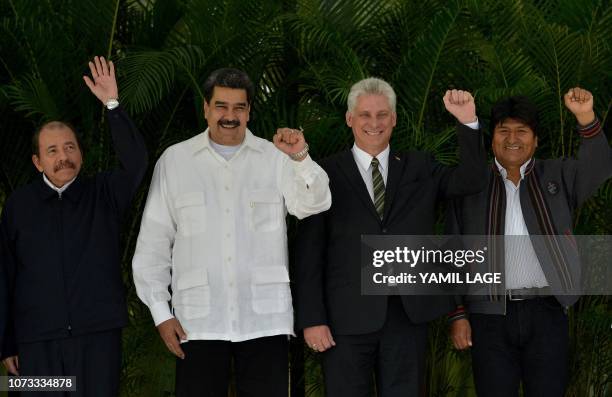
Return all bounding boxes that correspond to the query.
[447,88,612,397]
[0,56,148,396]
[132,68,331,397]
[293,77,487,396]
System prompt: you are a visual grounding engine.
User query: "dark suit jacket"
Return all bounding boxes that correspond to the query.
[0,107,148,358]
[446,128,612,314]
[294,124,487,335]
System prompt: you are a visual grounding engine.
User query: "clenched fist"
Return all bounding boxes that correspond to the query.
[443,89,477,124]
[564,87,595,126]
[273,128,308,161]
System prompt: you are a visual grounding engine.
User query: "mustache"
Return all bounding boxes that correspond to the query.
[54,160,76,172]
[218,119,241,128]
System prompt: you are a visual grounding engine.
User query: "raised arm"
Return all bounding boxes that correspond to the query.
[83,56,148,214]
[274,127,331,219]
[436,89,487,198]
[562,87,612,207]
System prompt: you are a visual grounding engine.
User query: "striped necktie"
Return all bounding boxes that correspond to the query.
[371,157,385,219]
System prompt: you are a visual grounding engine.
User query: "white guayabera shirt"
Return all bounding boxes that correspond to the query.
[132,128,331,342]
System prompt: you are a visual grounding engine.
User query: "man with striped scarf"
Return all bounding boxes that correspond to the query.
[446,87,611,397]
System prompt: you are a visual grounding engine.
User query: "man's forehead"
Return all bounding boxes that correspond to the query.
[354,94,392,111]
[210,86,248,103]
[39,125,77,142]
[496,118,530,128]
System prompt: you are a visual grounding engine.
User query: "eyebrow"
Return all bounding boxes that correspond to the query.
[214,101,248,107]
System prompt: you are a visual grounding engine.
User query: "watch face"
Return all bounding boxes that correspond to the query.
[106,99,119,110]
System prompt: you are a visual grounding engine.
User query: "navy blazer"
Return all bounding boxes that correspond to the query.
[0,107,148,358]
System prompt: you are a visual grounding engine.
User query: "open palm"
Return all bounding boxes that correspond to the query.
[83,56,118,104]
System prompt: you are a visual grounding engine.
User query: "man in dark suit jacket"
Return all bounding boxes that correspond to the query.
[294,77,487,396]
[447,88,612,397]
[0,56,148,396]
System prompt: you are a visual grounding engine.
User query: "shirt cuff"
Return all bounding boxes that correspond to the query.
[291,154,317,186]
[463,118,480,130]
[150,301,174,326]
[577,116,601,138]
[448,305,468,323]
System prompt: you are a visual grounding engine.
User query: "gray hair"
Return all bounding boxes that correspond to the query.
[347,77,397,113]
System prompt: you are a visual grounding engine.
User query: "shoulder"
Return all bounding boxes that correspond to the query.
[156,134,204,166]
[319,150,352,169]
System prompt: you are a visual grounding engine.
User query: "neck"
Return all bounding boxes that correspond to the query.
[505,168,521,186]
[209,130,245,146]
[356,143,387,158]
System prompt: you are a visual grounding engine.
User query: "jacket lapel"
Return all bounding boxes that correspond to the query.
[382,151,405,221]
[336,150,381,221]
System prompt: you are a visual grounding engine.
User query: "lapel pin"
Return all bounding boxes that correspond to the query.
[547,181,558,195]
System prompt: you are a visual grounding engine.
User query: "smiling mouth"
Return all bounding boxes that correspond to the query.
[505,145,521,150]
[364,130,383,136]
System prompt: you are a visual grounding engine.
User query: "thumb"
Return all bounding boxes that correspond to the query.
[326,327,336,346]
[176,321,187,340]
[272,132,282,146]
[83,76,95,91]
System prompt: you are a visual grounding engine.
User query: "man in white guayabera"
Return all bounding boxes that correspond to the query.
[132,68,331,397]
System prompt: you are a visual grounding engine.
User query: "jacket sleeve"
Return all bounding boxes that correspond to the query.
[103,106,149,215]
[293,206,329,331]
[562,119,612,209]
[435,123,488,199]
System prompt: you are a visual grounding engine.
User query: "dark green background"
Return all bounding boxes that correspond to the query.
[0,0,610,395]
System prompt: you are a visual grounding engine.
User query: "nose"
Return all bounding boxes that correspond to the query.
[506,131,518,143]
[57,148,69,161]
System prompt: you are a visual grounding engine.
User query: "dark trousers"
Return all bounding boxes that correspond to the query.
[321,296,428,397]
[175,335,289,397]
[17,328,122,397]
[471,297,569,397]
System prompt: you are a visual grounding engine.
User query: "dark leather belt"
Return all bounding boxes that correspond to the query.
[507,286,552,301]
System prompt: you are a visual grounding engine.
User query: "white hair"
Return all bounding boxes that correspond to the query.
[347,77,397,113]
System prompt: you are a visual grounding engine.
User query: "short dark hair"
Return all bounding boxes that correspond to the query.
[203,68,255,105]
[32,121,82,156]
[489,96,539,137]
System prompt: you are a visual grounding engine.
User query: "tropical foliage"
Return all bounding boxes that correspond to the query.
[0,0,610,396]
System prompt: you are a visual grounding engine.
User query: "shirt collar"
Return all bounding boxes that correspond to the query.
[494,158,532,181]
[43,173,76,194]
[191,128,264,154]
[351,143,391,172]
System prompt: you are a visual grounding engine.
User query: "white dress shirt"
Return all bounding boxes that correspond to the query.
[494,158,549,289]
[351,144,390,201]
[132,128,331,342]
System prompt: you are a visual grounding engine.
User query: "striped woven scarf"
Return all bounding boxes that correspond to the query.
[485,159,574,301]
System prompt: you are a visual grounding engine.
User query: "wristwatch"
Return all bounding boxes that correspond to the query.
[105,98,120,110]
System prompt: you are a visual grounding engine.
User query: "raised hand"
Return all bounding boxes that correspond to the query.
[83,56,119,105]
[273,127,308,161]
[564,87,595,126]
[157,317,187,359]
[443,89,477,124]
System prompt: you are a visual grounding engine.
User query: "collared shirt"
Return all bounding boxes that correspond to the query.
[42,174,76,196]
[209,140,241,160]
[351,119,480,202]
[351,144,390,202]
[494,158,549,289]
[132,128,331,342]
